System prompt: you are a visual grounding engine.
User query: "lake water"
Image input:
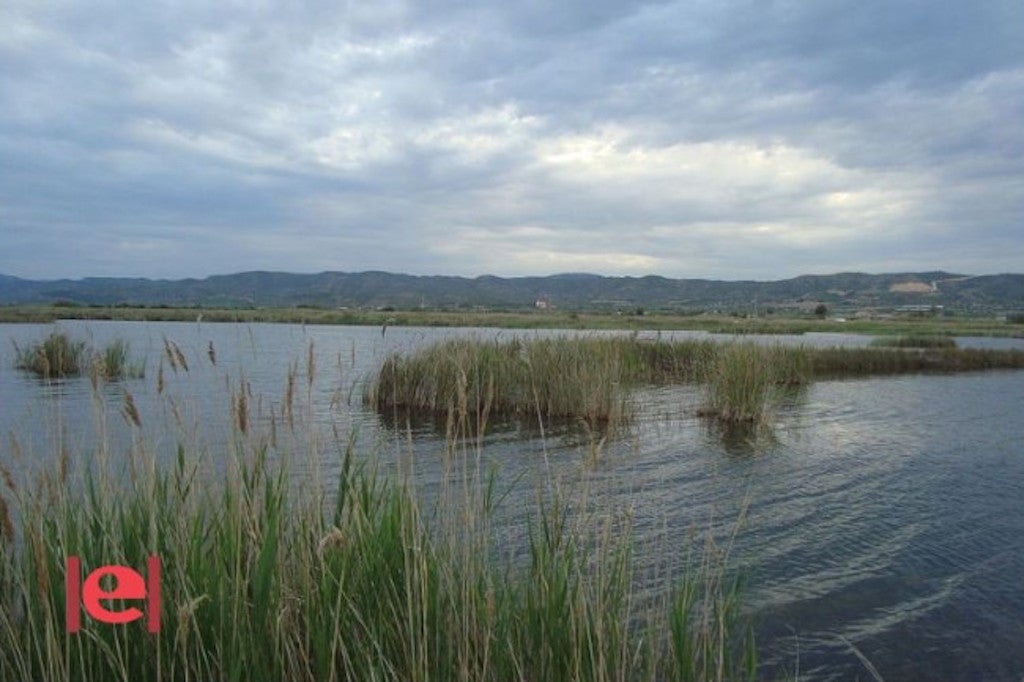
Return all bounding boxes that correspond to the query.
[2,320,1023,681]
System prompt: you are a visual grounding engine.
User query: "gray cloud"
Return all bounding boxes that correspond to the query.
[1,0,1021,280]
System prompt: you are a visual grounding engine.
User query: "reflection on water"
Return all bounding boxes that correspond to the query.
[2,321,1024,681]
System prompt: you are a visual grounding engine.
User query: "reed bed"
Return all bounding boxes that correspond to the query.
[870,335,957,349]
[13,332,87,378]
[0,358,755,682]
[13,333,145,381]
[808,346,1024,377]
[92,339,146,380]
[698,345,778,425]
[695,344,816,424]
[366,337,718,433]
[367,336,1024,430]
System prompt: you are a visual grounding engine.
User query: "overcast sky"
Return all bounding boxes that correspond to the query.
[2,0,1022,281]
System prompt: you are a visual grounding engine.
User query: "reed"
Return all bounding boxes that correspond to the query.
[664,527,757,681]
[368,337,633,433]
[695,342,1024,422]
[809,347,1024,377]
[368,336,1024,430]
[698,344,778,425]
[0,369,755,682]
[369,337,717,409]
[13,333,146,381]
[12,332,87,378]
[91,339,146,380]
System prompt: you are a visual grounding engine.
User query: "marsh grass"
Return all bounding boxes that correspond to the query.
[372,338,623,435]
[366,337,719,435]
[697,342,1024,424]
[698,345,779,425]
[870,335,957,349]
[13,332,87,378]
[13,333,145,381]
[664,520,757,682]
[808,346,1024,377]
[366,337,807,429]
[0,454,755,682]
[368,336,1023,433]
[0,342,756,682]
[92,339,146,381]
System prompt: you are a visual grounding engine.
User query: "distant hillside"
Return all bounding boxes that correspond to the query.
[2,271,1023,312]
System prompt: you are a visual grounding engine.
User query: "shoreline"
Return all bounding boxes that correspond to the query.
[1,304,1022,338]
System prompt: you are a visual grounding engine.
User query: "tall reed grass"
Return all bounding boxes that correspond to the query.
[13,332,87,378]
[808,346,1024,377]
[13,333,145,381]
[92,339,146,380]
[368,336,1024,431]
[0,342,756,682]
[698,345,778,425]
[366,337,721,429]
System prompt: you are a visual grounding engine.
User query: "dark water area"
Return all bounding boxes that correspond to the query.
[2,320,1023,681]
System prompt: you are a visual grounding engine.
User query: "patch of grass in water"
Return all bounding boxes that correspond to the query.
[91,339,145,380]
[698,344,779,425]
[13,333,146,381]
[13,332,87,378]
[367,337,637,435]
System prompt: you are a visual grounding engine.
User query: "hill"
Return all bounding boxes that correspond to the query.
[1,271,1022,313]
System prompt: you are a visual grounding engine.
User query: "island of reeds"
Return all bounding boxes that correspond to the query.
[366,336,1024,428]
[13,332,145,380]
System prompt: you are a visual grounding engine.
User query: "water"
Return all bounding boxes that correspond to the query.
[2,320,1023,680]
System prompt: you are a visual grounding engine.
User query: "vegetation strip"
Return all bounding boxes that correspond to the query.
[367,337,1024,427]
[3,303,1024,337]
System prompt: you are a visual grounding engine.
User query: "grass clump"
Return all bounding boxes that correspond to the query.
[92,339,146,380]
[13,332,87,378]
[870,335,957,349]
[13,333,144,381]
[698,344,779,425]
[368,337,636,432]
[368,337,716,415]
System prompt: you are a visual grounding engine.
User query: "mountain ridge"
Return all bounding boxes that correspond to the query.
[2,270,1022,312]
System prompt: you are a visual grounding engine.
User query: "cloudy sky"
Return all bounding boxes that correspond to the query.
[2,0,1022,281]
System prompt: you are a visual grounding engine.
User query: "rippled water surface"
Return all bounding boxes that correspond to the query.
[2,321,1023,680]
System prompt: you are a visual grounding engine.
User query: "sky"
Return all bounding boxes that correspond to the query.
[1,0,1022,281]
